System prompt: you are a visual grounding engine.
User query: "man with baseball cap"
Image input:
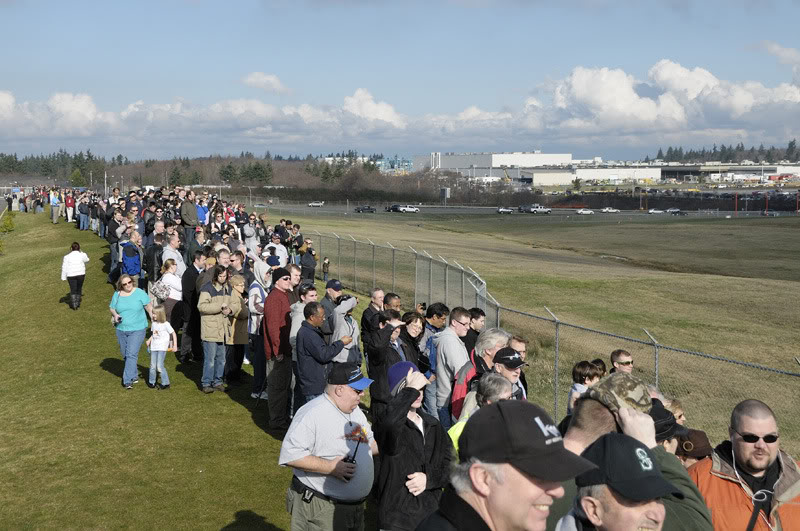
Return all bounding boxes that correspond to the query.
[548,373,712,530]
[493,347,528,401]
[279,362,377,531]
[320,279,343,344]
[558,432,685,530]
[417,400,596,531]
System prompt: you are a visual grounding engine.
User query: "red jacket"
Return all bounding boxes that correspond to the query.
[450,348,484,421]
[262,287,291,361]
[65,195,75,208]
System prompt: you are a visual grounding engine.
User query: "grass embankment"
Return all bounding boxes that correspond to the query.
[0,212,305,529]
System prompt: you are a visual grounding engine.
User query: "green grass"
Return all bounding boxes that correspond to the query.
[0,212,295,529]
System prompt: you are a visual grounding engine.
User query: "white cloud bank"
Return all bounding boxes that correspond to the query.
[2,48,800,157]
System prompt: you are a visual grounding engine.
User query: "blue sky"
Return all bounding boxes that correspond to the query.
[2,0,800,160]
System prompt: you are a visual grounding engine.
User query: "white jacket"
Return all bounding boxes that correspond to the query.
[331,297,360,363]
[160,271,182,301]
[61,251,89,280]
[289,301,307,357]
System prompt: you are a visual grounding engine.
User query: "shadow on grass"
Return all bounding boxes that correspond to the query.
[58,292,73,308]
[220,510,284,530]
[225,373,287,442]
[99,357,149,383]
[174,357,205,390]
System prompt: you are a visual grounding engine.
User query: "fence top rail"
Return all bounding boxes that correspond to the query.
[499,306,800,378]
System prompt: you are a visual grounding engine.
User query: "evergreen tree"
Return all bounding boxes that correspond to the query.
[69,168,86,187]
[219,162,238,183]
[656,147,664,160]
[169,166,182,186]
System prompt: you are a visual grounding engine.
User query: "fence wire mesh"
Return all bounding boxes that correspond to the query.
[308,231,800,457]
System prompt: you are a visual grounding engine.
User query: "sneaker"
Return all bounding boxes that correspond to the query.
[242,358,251,365]
[158,384,170,390]
[147,382,156,389]
[132,378,140,384]
[124,383,133,390]
[251,391,268,400]
[202,386,214,394]
[213,383,226,392]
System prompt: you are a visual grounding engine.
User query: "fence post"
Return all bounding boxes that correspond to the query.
[440,256,450,308]
[409,246,418,306]
[316,231,323,277]
[545,306,560,419]
[643,329,660,389]
[350,235,357,292]
[426,252,433,304]
[334,233,341,281]
[454,261,466,307]
[391,247,397,293]
[369,238,376,291]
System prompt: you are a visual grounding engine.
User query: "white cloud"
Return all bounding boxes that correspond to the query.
[242,72,290,94]
[761,41,800,85]
[1,58,799,157]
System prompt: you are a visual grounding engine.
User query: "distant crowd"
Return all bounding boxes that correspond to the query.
[35,183,799,531]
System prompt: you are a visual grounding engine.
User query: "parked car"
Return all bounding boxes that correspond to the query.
[308,200,325,207]
[354,205,376,213]
[518,204,533,213]
[666,207,681,214]
[671,210,688,216]
[600,207,620,213]
[648,208,664,214]
[398,205,420,213]
[761,210,780,217]
[576,208,594,215]
[497,207,514,214]
[530,205,551,214]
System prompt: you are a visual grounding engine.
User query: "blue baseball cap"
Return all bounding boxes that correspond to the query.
[327,362,373,391]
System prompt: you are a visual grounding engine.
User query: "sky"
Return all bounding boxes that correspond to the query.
[1,0,800,161]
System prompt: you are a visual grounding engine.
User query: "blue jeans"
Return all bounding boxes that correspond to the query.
[149,350,170,386]
[422,379,438,417]
[202,341,226,387]
[437,406,453,430]
[79,213,89,230]
[98,221,106,239]
[116,328,146,386]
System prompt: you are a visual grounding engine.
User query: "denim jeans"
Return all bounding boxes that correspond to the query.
[108,243,119,282]
[79,213,89,230]
[437,406,453,430]
[98,220,106,239]
[116,328,146,386]
[202,341,226,387]
[422,379,438,418]
[149,350,170,386]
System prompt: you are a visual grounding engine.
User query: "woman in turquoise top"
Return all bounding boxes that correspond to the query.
[110,273,153,389]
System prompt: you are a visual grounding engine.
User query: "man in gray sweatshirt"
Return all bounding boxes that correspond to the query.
[433,306,471,430]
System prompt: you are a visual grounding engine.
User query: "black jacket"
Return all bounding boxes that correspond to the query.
[415,486,491,531]
[461,328,479,356]
[182,264,202,326]
[360,304,381,358]
[295,320,345,396]
[375,387,453,531]
[367,325,406,406]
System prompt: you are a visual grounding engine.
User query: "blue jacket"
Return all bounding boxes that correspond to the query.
[295,320,345,396]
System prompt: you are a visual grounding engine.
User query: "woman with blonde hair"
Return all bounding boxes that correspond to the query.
[224,274,250,384]
[159,258,183,323]
[110,273,153,389]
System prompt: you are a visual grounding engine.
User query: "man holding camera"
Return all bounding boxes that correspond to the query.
[279,362,377,531]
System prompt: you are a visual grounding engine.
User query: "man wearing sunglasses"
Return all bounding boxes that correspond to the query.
[610,349,634,374]
[689,399,800,531]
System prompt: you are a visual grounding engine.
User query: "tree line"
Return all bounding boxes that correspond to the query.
[646,139,797,164]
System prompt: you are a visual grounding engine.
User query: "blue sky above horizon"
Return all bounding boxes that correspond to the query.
[2,0,800,160]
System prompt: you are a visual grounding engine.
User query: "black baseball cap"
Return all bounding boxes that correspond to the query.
[494,347,527,369]
[459,401,596,482]
[576,433,684,501]
[327,362,373,391]
[326,279,342,291]
[649,399,689,442]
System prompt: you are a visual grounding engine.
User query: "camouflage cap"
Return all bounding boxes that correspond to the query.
[585,372,652,413]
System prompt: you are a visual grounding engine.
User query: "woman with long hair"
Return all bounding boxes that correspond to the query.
[110,274,153,389]
[159,258,183,323]
[61,242,90,310]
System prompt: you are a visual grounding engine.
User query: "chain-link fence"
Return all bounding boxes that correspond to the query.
[309,231,800,456]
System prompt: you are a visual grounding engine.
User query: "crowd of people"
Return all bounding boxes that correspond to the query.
[31,183,800,530]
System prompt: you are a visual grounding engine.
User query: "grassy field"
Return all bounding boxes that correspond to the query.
[1,208,798,528]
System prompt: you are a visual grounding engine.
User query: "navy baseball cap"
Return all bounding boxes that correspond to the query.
[577,433,684,502]
[649,399,689,442]
[326,279,342,291]
[327,362,373,391]
[494,347,527,369]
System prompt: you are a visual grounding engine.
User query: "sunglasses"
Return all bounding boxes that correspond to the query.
[616,360,634,366]
[121,281,132,286]
[732,428,778,444]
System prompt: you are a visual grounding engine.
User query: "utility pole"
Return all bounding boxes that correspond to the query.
[104,171,107,197]
[89,171,93,190]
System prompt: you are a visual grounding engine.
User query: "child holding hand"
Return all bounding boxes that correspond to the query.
[146,304,177,390]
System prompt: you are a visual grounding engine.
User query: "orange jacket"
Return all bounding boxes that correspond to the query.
[688,445,800,531]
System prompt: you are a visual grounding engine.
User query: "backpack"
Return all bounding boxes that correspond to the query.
[120,242,142,276]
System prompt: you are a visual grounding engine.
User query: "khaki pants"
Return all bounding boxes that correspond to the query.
[267,355,291,429]
[286,488,364,531]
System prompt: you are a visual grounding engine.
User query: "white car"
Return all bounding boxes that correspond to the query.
[576,208,594,215]
[308,201,325,207]
[497,207,514,214]
[600,207,620,213]
[399,205,420,213]
[648,208,664,214]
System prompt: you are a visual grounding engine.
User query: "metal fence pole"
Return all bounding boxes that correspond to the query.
[644,329,660,389]
[443,260,449,308]
[391,247,396,293]
[428,255,433,304]
[410,246,418,306]
[336,234,341,280]
[351,236,357,292]
[545,306,560,418]
[369,239,376,290]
